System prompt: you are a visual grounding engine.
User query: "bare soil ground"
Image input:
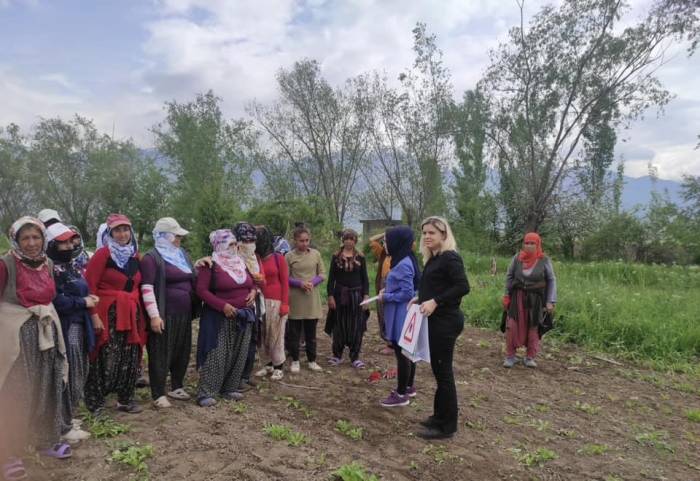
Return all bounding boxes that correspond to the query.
[27,315,700,481]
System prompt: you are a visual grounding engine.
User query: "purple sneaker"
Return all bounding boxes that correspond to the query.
[380,390,409,407]
[405,386,417,398]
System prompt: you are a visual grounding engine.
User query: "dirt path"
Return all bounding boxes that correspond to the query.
[28,318,700,481]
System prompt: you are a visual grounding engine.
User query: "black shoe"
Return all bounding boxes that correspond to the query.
[135,376,149,388]
[416,427,455,440]
[237,383,253,393]
[419,417,439,429]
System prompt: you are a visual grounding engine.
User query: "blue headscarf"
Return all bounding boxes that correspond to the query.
[154,231,192,273]
[385,225,421,290]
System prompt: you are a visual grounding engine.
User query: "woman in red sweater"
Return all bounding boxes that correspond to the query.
[253,226,289,381]
[84,214,146,415]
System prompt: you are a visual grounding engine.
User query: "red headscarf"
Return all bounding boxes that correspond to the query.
[517,232,544,269]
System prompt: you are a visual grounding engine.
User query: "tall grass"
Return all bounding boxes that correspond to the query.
[462,253,700,366]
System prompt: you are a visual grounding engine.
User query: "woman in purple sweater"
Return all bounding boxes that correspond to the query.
[195,229,256,407]
[140,217,196,409]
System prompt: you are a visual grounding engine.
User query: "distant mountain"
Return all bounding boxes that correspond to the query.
[620,176,684,211]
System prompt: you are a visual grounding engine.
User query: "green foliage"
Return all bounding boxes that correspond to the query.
[685,409,700,423]
[108,441,153,479]
[464,253,700,365]
[274,395,313,418]
[84,413,130,438]
[0,235,9,253]
[263,423,308,446]
[422,444,459,464]
[511,447,558,467]
[634,430,674,453]
[579,443,609,456]
[332,462,380,481]
[335,420,364,440]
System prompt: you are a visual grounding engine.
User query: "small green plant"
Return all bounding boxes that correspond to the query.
[85,414,130,438]
[511,447,558,467]
[108,441,153,479]
[534,403,551,413]
[579,443,609,456]
[263,423,307,446]
[604,476,623,481]
[574,401,601,415]
[465,419,486,431]
[476,340,491,348]
[685,409,700,423]
[230,402,248,414]
[635,430,674,453]
[502,415,524,425]
[332,462,379,481]
[335,420,364,441]
[526,419,551,432]
[422,444,459,464]
[275,395,313,418]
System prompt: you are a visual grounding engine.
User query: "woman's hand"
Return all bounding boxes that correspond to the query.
[245,290,256,306]
[223,303,237,318]
[91,314,104,333]
[302,280,313,292]
[502,295,511,311]
[419,299,437,317]
[546,302,555,314]
[150,316,165,334]
[195,256,213,268]
[377,289,385,301]
[84,295,99,308]
[252,272,265,283]
[361,295,370,311]
[327,296,336,310]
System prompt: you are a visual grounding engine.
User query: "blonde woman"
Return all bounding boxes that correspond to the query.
[413,216,469,440]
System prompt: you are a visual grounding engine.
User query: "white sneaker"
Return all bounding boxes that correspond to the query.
[308,361,323,372]
[271,369,284,381]
[153,395,172,409]
[290,361,300,373]
[62,427,90,443]
[71,418,83,429]
[255,366,273,377]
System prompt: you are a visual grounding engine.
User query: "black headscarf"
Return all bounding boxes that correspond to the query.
[255,225,274,258]
[233,222,257,242]
[385,225,421,290]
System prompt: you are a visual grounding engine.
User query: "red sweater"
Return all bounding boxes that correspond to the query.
[0,258,56,307]
[85,247,145,356]
[260,253,289,315]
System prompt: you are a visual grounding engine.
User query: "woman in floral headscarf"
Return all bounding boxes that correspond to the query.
[195,229,256,407]
[502,232,557,369]
[84,213,146,415]
[1,217,73,478]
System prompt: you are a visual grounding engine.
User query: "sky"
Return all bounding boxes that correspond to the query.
[0,0,698,180]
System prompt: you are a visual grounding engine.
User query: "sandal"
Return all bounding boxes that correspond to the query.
[197,397,217,407]
[167,388,191,401]
[2,458,27,480]
[351,360,366,369]
[328,357,341,366]
[42,442,72,459]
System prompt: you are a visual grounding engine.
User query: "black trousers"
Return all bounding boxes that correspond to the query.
[241,317,258,382]
[147,313,192,400]
[393,344,416,395]
[287,318,317,362]
[427,308,464,434]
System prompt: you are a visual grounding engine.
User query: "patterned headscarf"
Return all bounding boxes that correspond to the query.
[67,225,90,274]
[104,214,137,269]
[233,222,259,274]
[209,229,247,284]
[46,223,84,277]
[9,216,48,268]
[95,223,108,249]
[518,232,545,269]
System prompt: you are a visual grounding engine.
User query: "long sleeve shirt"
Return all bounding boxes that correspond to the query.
[196,265,254,312]
[326,254,369,298]
[260,253,289,308]
[418,250,470,315]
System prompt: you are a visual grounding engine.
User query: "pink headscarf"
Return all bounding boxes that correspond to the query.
[209,229,247,284]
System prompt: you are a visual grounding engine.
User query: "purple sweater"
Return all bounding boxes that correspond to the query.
[140,254,195,317]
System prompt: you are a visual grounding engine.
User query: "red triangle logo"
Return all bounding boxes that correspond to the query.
[403,312,416,343]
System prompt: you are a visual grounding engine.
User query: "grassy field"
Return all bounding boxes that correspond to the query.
[461,254,700,372]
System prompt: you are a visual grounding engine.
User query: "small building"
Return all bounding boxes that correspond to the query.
[359,219,402,241]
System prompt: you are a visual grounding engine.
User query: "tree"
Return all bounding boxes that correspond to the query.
[449,88,498,250]
[28,116,142,239]
[250,60,369,224]
[0,124,35,232]
[360,23,453,226]
[153,91,254,256]
[481,0,698,233]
